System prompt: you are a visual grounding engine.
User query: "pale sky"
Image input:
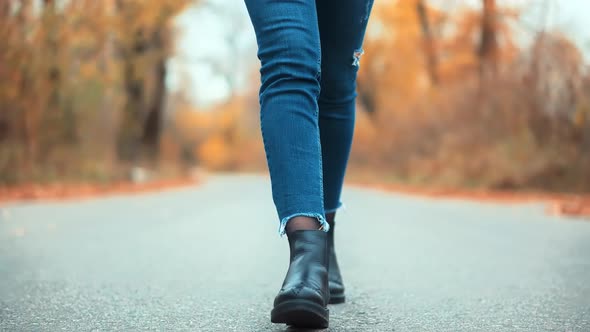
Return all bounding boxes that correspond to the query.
[167,0,590,107]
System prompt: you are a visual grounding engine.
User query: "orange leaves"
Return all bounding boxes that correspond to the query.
[114,0,190,52]
[351,1,590,192]
[360,0,522,112]
[197,134,232,170]
[0,0,191,182]
[167,95,264,171]
[359,0,435,116]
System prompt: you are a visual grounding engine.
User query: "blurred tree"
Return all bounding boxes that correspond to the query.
[115,0,190,163]
[1,0,587,191]
[0,0,190,183]
[358,0,431,119]
[416,0,439,85]
[479,0,498,80]
[358,0,458,120]
[436,3,518,83]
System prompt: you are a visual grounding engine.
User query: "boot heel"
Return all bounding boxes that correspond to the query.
[328,222,346,304]
[271,299,329,328]
[329,291,345,304]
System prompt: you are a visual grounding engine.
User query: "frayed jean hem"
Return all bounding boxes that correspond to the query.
[279,213,330,236]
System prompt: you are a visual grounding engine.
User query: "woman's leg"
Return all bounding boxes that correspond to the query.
[316,0,375,304]
[244,0,329,236]
[317,0,374,217]
[244,0,331,328]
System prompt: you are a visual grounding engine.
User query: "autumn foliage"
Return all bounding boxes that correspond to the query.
[1,0,589,193]
[350,0,590,192]
[0,0,189,184]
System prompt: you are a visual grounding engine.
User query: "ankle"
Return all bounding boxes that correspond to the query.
[326,212,336,228]
[285,216,322,234]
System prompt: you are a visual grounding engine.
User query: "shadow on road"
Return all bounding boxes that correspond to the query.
[274,327,327,332]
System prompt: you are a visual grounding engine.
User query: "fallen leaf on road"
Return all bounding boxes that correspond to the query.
[547,199,590,218]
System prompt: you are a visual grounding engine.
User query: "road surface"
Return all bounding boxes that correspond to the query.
[1,174,589,331]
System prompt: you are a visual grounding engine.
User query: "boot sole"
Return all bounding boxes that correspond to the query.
[329,292,345,304]
[271,299,329,328]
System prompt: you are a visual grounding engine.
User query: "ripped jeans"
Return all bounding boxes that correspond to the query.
[244,0,374,235]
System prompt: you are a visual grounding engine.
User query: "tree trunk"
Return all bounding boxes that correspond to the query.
[115,0,144,162]
[17,0,37,171]
[117,56,145,162]
[142,54,167,160]
[416,0,438,85]
[115,1,179,164]
[479,0,498,80]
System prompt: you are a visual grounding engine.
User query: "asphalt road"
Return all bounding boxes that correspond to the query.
[1,174,589,331]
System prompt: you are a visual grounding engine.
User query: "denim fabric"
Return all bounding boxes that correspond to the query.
[244,0,374,235]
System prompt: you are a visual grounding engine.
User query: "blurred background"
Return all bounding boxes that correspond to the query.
[1,0,589,193]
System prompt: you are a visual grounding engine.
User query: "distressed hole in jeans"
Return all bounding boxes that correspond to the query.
[352,49,364,67]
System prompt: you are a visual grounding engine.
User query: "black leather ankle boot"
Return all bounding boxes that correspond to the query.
[270,230,330,328]
[328,222,345,304]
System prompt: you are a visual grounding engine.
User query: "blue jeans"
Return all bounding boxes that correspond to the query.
[244,0,374,235]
